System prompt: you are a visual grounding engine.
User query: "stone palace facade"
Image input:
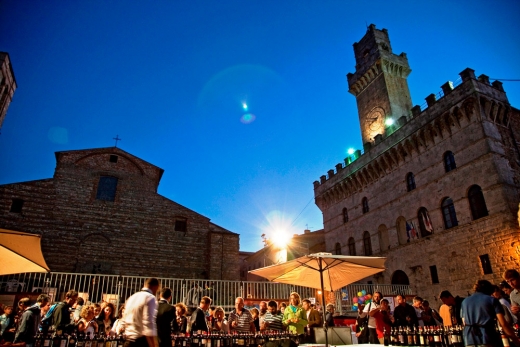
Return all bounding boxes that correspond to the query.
[314,24,520,300]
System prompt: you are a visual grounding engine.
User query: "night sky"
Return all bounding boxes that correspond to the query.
[1,1,519,252]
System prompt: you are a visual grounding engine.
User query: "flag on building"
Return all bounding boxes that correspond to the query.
[421,211,434,234]
[406,221,419,241]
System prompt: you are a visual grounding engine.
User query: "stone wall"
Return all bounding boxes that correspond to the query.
[0,147,240,280]
[315,72,520,303]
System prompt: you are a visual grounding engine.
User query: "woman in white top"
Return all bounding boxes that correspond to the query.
[110,304,125,336]
[77,305,98,337]
[213,307,229,333]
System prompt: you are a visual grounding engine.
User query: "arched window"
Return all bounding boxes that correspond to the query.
[342,208,349,223]
[391,270,410,285]
[418,207,434,237]
[468,185,488,220]
[335,242,342,255]
[396,217,408,245]
[441,197,458,229]
[362,197,369,214]
[444,151,456,172]
[406,172,416,192]
[378,224,390,252]
[348,237,356,256]
[363,231,372,256]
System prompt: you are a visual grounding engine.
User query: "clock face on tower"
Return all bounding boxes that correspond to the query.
[364,107,385,136]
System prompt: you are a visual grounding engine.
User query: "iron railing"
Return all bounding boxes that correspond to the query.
[0,272,412,315]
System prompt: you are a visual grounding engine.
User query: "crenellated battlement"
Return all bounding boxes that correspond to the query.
[314,67,512,198]
[347,24,411,96]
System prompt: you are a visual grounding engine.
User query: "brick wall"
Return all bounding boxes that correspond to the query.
[0,147,239,280]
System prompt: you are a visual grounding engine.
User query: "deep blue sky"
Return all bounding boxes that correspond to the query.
[1,1,519,252]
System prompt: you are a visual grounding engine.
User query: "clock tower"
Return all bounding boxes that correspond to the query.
[347,24,412,146]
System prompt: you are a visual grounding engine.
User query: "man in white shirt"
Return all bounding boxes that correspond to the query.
[123,278,160,347]
[359,291,382,344]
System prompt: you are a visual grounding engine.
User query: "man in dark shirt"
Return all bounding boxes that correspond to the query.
[325,304,335,327]
[52,290,78,333]
[393,295,418,327]
[190,296,211,333]
[439,290,464,325]
[157,288,176,347]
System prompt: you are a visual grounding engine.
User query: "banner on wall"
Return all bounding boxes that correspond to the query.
[406,221,419,241]
[341,290,349,301]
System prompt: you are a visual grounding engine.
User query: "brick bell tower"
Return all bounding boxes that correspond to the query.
[347,24,412,147]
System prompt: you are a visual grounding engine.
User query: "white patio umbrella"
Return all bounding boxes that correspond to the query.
[0,229,50,275]
[249,252,386,347]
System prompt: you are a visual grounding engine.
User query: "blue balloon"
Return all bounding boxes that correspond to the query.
[352,305,358,311]
[361,290,367,296]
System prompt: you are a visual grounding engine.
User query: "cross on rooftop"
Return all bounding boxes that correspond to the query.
[113,135,122,147]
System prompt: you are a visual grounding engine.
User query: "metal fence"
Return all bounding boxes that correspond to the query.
[0,272,412,314]
[0,272,316,311]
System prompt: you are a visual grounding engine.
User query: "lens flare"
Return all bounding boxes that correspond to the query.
[271,230,291,248]
[385,118,394,126]
[347,148,355,155]
[240,113,256,124]
[259,210,298,248]
[242,102,248,111]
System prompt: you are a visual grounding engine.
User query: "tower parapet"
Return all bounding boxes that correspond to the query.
[314,67,511,201]
[346,24,413,146]
[0,52,17,129]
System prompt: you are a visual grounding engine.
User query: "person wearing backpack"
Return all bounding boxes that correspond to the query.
[52,290,78,334]
[14,294,49,347]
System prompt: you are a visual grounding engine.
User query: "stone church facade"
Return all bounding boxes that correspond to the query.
[0,147,239,280]
[314,24,520,300]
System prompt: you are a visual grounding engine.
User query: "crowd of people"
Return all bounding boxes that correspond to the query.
[350,269,520,346]
[0,280,328,347]
[2,270,520,347]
